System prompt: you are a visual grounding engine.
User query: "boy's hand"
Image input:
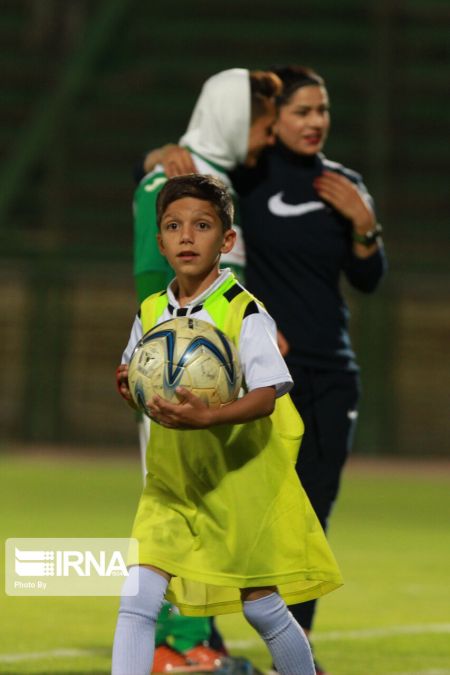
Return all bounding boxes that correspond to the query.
[116,364,137,408]
[116,365,130,399]
[148,388,212,429]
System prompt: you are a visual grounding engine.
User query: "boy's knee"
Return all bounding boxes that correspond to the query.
[118,565,168,622]
[242,591,288,637]
[240,586,277,602]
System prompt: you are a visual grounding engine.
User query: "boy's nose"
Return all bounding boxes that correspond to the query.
[179,226,194,243]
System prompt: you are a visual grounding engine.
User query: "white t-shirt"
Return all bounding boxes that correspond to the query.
[122,269,292,397]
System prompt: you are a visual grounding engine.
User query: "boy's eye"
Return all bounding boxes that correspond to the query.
[165,221,179,231]
[196,221,211,230]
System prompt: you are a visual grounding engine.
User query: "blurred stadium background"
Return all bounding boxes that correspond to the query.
[1,2,449,674]
[0,0,449,457]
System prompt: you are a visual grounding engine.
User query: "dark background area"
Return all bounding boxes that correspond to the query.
[0,0,449,456]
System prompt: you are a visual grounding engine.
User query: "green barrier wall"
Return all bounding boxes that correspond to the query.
[0,0,449,454]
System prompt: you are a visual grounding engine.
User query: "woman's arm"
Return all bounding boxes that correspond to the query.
[314,170,381,259]
[314,169,387,292]
[143,144,197,177]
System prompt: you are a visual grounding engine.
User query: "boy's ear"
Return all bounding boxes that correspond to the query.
[156,233,166,256]
[221,228,236,254]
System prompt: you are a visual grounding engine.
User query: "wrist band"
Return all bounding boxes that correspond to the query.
[352,223,383,247]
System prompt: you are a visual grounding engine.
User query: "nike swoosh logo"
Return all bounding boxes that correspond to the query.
[268,192,325,217]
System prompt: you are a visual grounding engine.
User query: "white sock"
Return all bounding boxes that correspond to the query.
[243,593,315,675]
[111,566,168,675]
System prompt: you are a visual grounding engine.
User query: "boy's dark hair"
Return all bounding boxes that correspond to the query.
[249,70,282,122]
[156,174,234,232]
[270,65,325,107]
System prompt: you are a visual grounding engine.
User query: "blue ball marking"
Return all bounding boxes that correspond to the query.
[139,326,237,396]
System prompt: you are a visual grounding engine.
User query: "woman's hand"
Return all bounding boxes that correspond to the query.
[162,146,197,177]
[143,144,197,177]
[314,170,375,232]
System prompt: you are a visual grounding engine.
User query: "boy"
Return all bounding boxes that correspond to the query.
[133,83,281,653]
[130,69,281,670]
[113,175,343,675]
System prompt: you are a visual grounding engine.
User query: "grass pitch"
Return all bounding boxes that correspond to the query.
[0,450,449,674]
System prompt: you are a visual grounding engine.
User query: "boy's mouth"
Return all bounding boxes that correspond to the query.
[177,251,199,260]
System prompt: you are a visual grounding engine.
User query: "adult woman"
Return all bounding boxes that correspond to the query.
[230,65,387,674]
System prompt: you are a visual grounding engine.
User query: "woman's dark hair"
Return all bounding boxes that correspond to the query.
[270,65,325,107]
[249,70,282,122]
[156,174,234,232]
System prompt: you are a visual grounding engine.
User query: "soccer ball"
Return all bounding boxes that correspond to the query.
[128,317,242,417]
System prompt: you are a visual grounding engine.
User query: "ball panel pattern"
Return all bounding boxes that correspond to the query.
[128,317,242,418]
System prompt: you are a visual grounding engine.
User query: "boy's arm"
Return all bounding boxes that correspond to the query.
[116,364,139,411]
[117,314,144,410]
[148,386,276,430]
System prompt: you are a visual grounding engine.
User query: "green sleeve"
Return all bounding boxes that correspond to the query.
[133,172,170,279]
[155,602,211,651]
[135,271,168,304]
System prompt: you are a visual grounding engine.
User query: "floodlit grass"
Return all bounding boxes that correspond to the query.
[0,452,449,674]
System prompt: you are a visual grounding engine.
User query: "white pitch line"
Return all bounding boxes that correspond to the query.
[312,623,450,642]
[227,623,450,649]
[0,648,100,663]
[395,671,450,675]
[264,671,450,675]
[1,624,449,664]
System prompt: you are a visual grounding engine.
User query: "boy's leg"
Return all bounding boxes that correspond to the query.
[241,589,315,675]
[112,566,169,675]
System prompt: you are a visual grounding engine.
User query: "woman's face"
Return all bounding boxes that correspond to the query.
[245,99,277,167]
[274,85,330,156]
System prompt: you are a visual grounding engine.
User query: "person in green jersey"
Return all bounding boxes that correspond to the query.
[113,174,343,675]
[133,67,280,303]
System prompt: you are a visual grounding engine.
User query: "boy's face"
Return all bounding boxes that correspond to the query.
[157,197,236,285]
